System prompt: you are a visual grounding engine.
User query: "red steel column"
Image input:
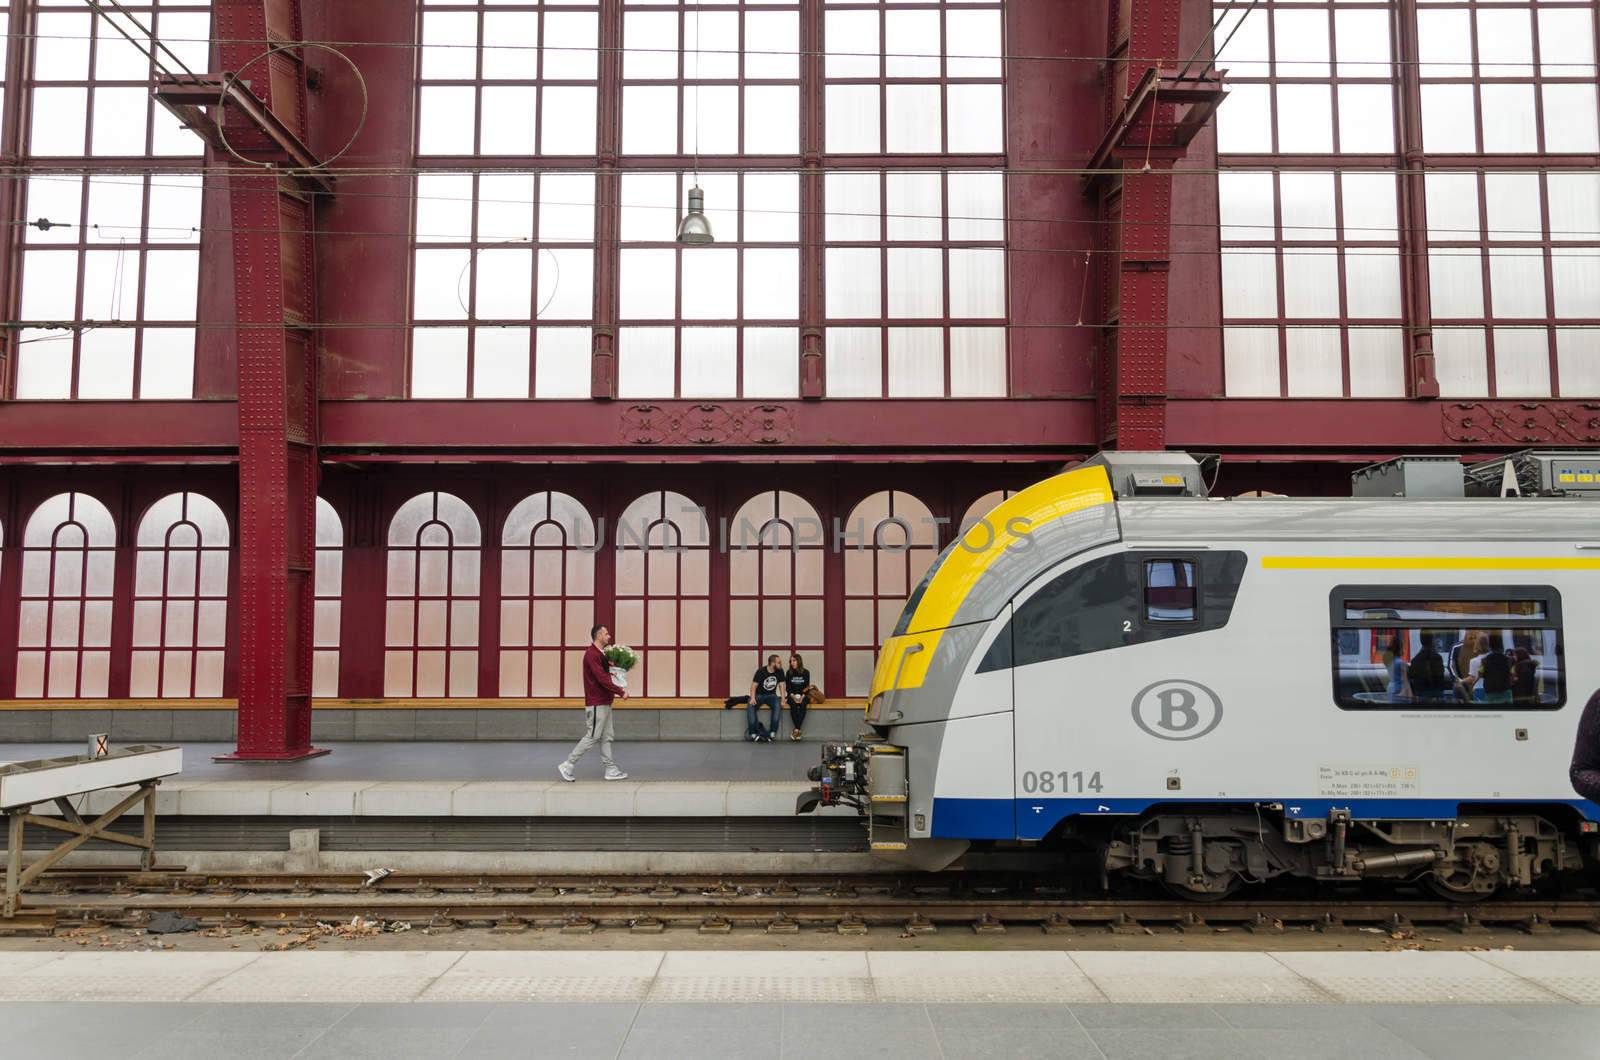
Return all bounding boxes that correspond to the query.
[1103,0,1183,452]
[1395,0,1440,398]
[590,0,622,399]
[798,0,824,397]
[216,0,323,759]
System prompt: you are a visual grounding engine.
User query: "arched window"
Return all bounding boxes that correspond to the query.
[17,493,116,697]
[960,489,1016,535]
[313,498,343,698]
[842,490,937,695]
[384,492,481,697]
[728,490,824,685]
[500,491,596,696]
[131,491,230,698]
[615,490,709,696]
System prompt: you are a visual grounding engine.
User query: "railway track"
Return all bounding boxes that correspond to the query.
[8,870,1600,937]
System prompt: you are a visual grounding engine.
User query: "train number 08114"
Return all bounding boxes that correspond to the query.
[1020,770,1103,794]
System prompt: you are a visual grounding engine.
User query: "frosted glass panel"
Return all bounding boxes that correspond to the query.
[949,249,1005,318]
[536,327,593,399]
[1282,248,1339,318]
[412,328,469,398]
[1345,249,1401,319]
[1492,328,1551,398]
[826,85,879,153]
[1479,85,1537,153]
[680,249,738,319]
[1426,173,1479,242]
[1434,328,1489,397]
[825,248,882,318]
[1337,85,1393,153]
[1557,329,1600,396]
[1429,251,1485,318]
[743,327,798,398]
[679,327,737,398]
[1341,173,1397,241]
[1484,174,1542,242]
[1551,249,1600,318]
[825,173,880,241]
[1218,172,1274,241]
[949,327,1005,397]
[1488,250,1547,319]
[887,85,941,152]
[826,327,882,397]
[1223,326,1279,397]
[618,326,676,397]
[1548,174,1600,243]
[743,250,799,319]
[1542,85,1600,154]
[1217,84,1272,153]
[1276,85,1333,153]
[1285,328,1342,397]
[1221,250,1278,318]
[1279,172,1336,242]
[1421,85,1476,152]
[1347,328,1405,398]
[887,248,942,317]
[887,327,943,397]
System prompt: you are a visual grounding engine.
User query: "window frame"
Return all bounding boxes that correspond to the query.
[1326,583,1566,711]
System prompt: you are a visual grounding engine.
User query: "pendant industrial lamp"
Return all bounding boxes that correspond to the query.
[677,3,714,245]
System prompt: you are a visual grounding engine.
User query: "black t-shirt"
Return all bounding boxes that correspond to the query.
[786,669,811,701]
[753,667,783,695]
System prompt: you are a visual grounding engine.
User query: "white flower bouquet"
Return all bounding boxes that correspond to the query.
[604,644,639,688]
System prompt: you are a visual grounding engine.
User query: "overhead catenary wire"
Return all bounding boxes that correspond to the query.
[5,26,1598,73]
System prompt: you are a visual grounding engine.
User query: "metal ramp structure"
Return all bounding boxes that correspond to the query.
[2,744,183,925]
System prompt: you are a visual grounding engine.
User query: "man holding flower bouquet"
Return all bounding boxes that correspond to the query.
[559,624,631,782]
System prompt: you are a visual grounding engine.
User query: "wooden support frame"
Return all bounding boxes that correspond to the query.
[3,781,160,918]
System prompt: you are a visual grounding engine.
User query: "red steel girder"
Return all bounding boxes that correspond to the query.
[213,0,325,761]
[1096,0,1187,452]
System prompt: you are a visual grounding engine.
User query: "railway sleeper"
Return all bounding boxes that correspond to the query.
[1099,809,1581,900]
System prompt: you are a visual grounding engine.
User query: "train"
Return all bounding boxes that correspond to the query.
[799,449,1600,899]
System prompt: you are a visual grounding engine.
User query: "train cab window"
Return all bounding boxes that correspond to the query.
[978,550,1247,672]
[1329,587,1564,711]
[1144,559,1196,622]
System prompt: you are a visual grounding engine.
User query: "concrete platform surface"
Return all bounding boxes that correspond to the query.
[0,741,834,817]
[2,949,1599,1007]
[4,996,1594,1060]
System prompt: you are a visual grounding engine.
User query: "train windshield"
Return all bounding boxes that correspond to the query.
[890,538,961,637]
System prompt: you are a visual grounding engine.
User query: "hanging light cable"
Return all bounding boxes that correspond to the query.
[677,2,713,245]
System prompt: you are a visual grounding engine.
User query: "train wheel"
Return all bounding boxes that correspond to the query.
[1162,875,1243,903]
[1422,871,1497,903]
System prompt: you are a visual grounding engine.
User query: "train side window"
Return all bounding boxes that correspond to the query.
[977,550,1247,672]
[1145,559,1196,622]
[1328,586,1565,711]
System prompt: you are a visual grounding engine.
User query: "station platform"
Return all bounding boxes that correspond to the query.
[0,740,830,817]
[0,699,868,744]
[0,949,1596,1058]
[1,741,866,874]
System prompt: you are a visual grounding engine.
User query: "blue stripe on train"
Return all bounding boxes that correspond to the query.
[930,796,1600,842]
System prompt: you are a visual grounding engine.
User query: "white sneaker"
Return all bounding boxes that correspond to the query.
[558,761,575,783]
[604,766,629,781]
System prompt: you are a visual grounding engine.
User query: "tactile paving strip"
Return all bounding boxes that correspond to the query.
[1089,975,1333,1004]
[646,976,876,1003]
[0,975,228,1002]
[419,976,655,1003]
[1305,976,1564,1004]
[871,975,1107,1004]
[191,975,440,1003]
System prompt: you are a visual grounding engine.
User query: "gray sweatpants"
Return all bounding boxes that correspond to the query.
[564,704,616,768]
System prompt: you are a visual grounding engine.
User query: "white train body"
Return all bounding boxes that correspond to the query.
[805,452,1600,896]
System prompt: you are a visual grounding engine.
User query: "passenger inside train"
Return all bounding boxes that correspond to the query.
[1332,596,1563,709]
